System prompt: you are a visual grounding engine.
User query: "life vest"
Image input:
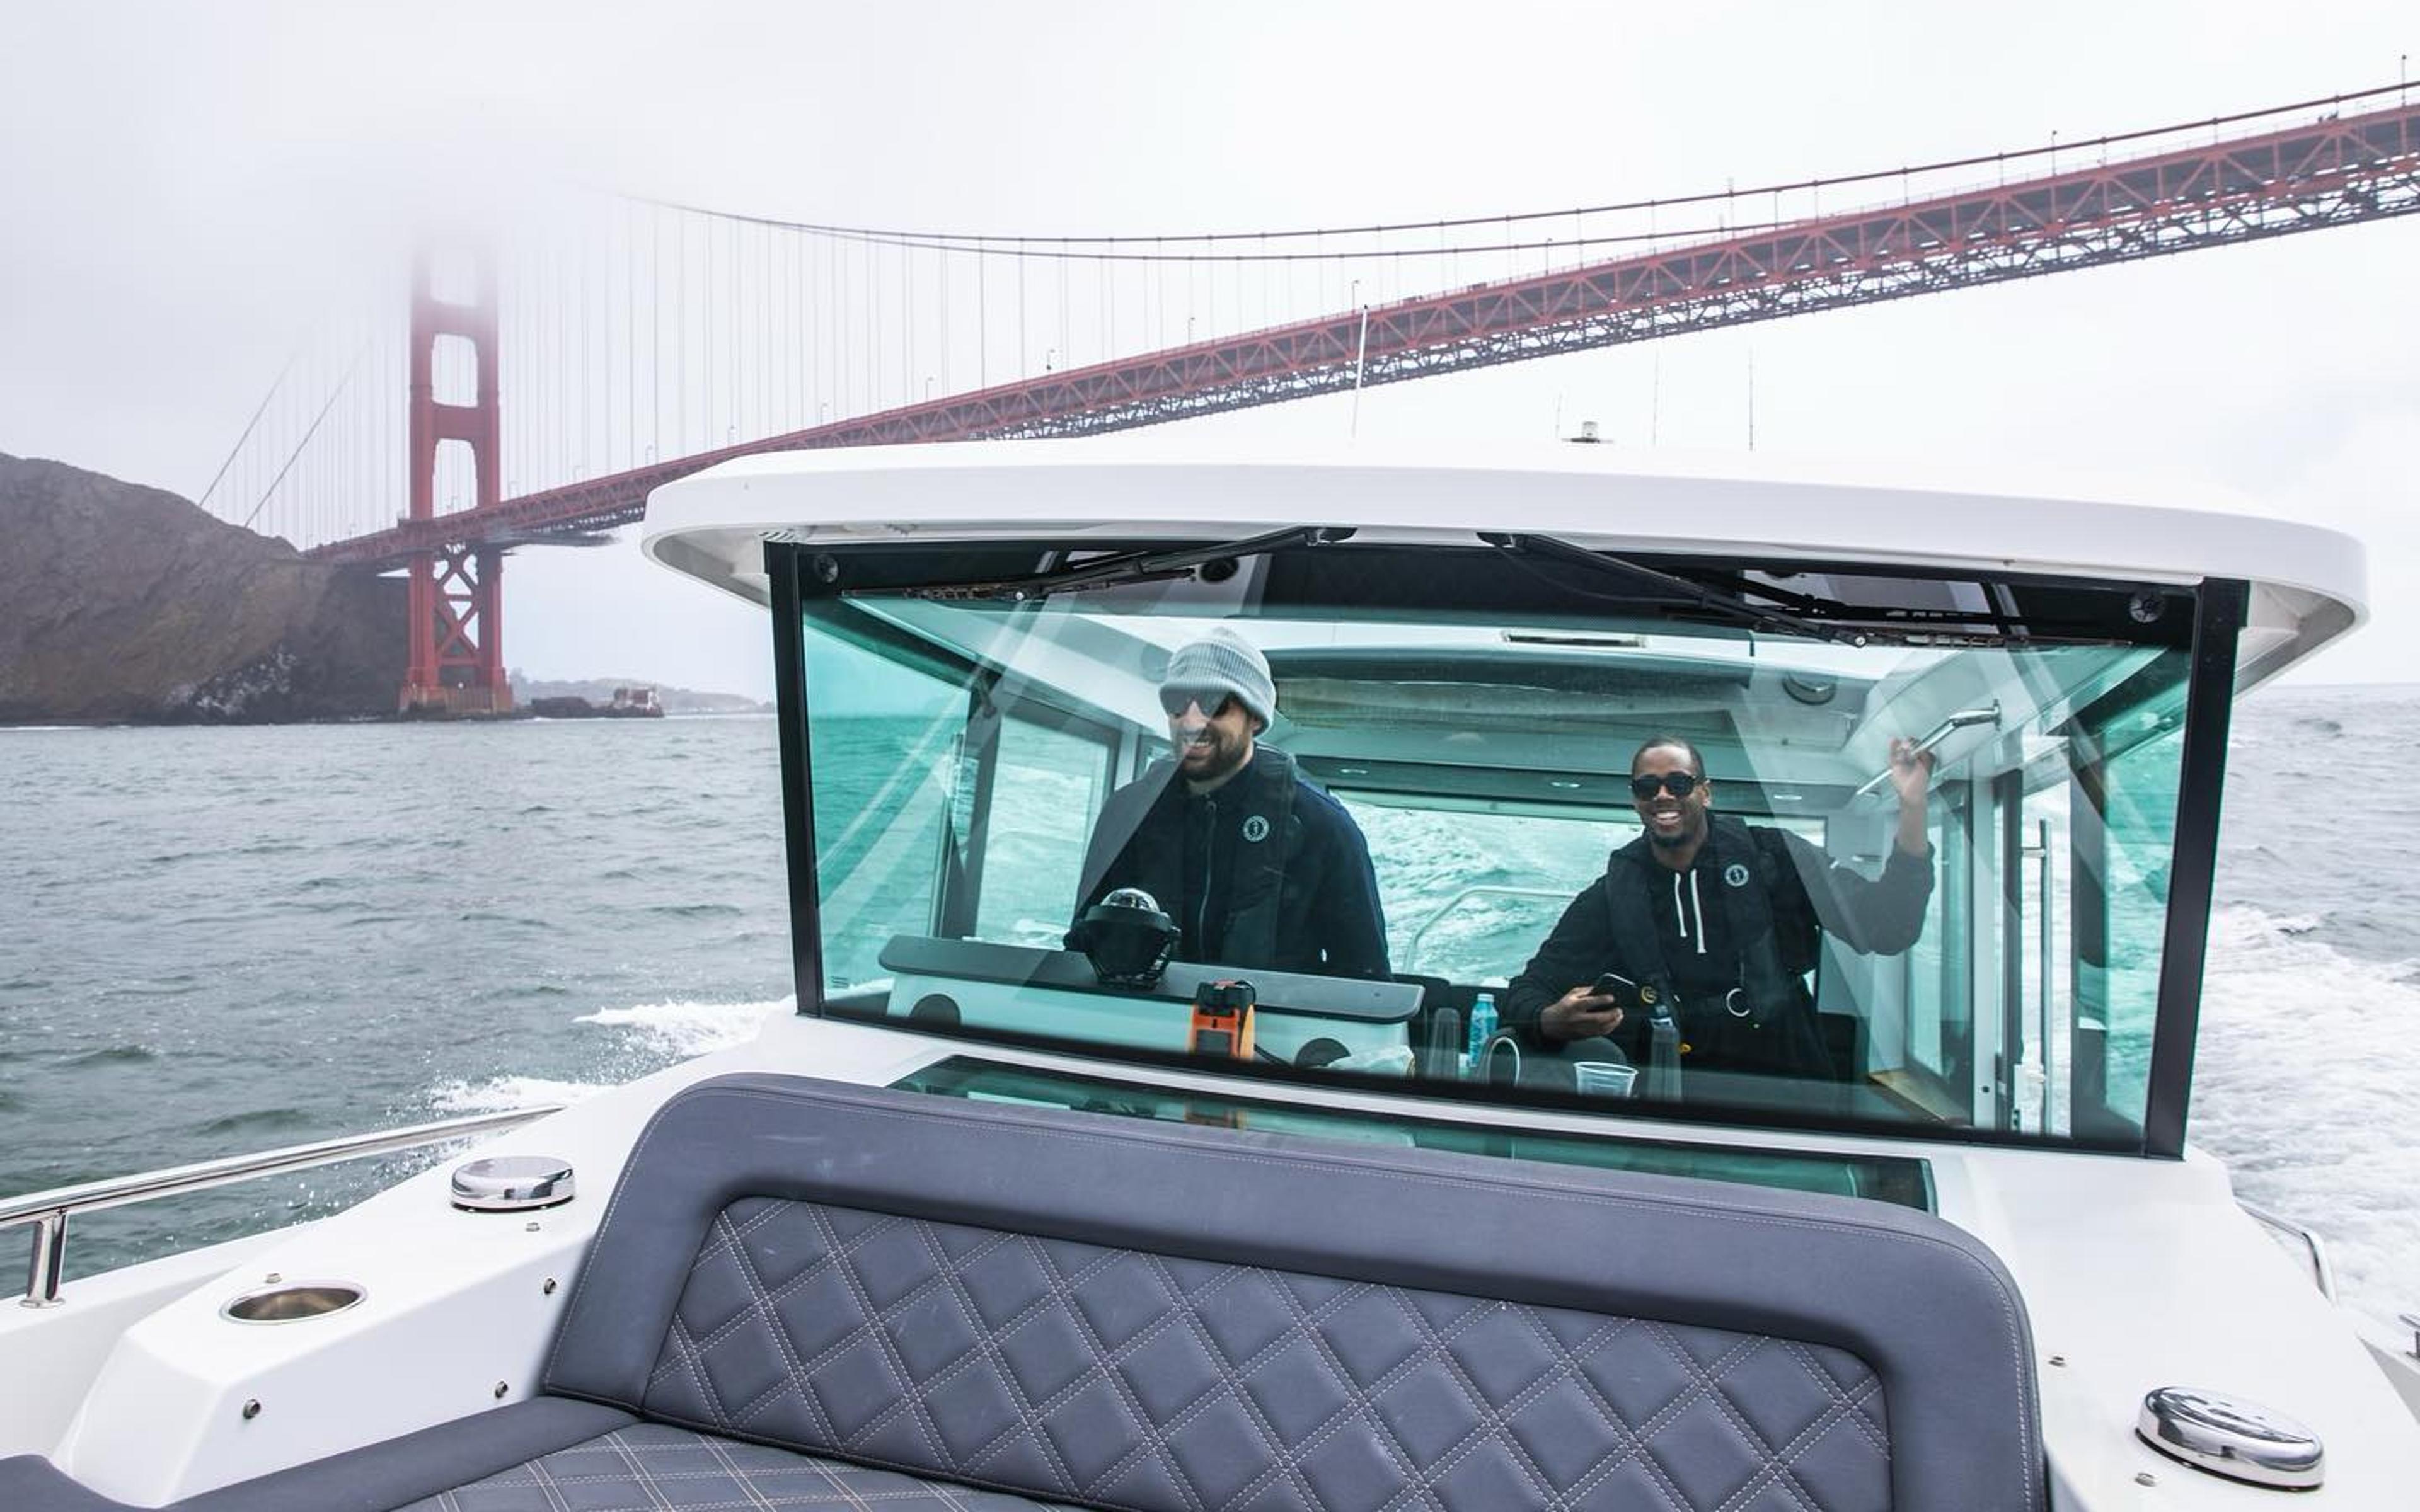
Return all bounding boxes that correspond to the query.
[1078,746,1303,968]
[1599,814,1831,1076]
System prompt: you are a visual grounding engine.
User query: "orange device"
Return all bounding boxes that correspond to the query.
[1189,978,1257,1060]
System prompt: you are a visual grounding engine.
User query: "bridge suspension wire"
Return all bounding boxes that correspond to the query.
[193,348,299,516]
[187,78,2416,571]
[195,302,406,553]
[626,79,2420,251]
[236,337,369,532]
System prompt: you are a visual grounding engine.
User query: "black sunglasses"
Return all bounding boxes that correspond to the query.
[1158,685,1236,719]
[1628,772,1703,801]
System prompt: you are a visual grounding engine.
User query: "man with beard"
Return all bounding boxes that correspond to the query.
[1073,627,1389,979]
[1502,734,1935,1082]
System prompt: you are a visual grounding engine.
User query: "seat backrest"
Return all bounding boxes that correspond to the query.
[546,1073,2042,1512]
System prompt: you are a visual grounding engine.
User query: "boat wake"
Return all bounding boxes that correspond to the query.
[2198,903,2420,1337]
[427,1075,614,1115]
[573,996,792,1057]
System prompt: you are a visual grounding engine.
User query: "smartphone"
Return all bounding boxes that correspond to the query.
[1591,972,1658,1011]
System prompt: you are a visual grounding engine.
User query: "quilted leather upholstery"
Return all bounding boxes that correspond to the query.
[393,1422,1066,1510]
[639,1196,1891,1511]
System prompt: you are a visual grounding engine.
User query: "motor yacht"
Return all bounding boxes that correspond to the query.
[6,442,2414,1509]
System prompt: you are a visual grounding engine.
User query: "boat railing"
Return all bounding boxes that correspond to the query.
[2240,1198,2339,1302]
[1402,885,1573,975]
[1,1105,562,1309]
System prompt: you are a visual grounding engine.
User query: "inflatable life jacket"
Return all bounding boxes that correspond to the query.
[1078,746,1303,968]
[1599,813,1831,1076]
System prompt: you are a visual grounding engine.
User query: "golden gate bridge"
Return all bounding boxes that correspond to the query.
[193,84,2420,713]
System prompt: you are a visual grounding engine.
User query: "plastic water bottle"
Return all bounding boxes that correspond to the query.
[1466,991,1498,1072]
[1644,1002,1683,1102]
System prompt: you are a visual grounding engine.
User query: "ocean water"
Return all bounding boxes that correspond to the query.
[1,694,2415,1337]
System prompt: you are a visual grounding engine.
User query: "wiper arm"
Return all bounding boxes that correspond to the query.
[1482,532,1864,646]
[891,525,1356,602]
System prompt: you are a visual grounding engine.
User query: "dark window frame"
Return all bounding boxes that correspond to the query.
[764,539,2247,1161]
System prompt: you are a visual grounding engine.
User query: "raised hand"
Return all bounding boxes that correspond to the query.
[1887,736,1936,808]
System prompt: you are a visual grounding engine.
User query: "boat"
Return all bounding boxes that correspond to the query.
[6,441,2416,1508]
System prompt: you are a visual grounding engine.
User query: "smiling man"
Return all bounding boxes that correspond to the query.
[1073,627,1389,979]
[1502,734,1936,1081]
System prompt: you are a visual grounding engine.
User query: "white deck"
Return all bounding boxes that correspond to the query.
[7,1013,2416,1506]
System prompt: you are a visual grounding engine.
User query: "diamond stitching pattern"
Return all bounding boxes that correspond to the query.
[636,1199,1893,1512]
[393,1422,1072,1509]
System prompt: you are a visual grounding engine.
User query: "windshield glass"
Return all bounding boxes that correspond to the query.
[788,539,2212,1146]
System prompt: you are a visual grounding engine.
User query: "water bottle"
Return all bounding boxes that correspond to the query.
[1466,991,1498,1072]
[1644,1001,1683,1102]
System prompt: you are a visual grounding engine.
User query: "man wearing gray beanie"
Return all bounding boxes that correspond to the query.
[1073,627,1390,979]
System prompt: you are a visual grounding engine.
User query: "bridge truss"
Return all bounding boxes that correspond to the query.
[269,89,2420,710]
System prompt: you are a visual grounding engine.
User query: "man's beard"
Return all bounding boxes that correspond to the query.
[1645,813,1699,849]
[1182,735,1250,787]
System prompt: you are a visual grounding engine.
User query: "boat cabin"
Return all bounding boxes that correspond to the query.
[652,442,2359,1161]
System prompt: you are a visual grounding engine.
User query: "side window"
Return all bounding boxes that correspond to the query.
[802,631,962,990]
[2073,711,2185,1139]
[1889,796,1973,1118]
[972,713,1113,948]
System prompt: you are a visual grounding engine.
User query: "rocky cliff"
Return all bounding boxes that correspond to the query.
[0,452,404,723]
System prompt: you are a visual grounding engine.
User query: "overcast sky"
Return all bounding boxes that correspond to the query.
[4,1,2414,697]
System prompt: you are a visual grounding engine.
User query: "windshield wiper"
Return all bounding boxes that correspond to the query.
[1481,532,1865,646]
[891,525,1356,602]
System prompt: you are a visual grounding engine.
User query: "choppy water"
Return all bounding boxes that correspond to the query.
[2,695,2415,1337]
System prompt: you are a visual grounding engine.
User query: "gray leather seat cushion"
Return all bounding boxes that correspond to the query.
[640,1194,1891,1510]
[393,1421,1069,1510]
[0,1401,638,1512]
[546,1074,2042,1511]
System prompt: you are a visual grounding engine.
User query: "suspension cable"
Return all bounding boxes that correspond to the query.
[238,340,369,533]
[618,80,2411,252]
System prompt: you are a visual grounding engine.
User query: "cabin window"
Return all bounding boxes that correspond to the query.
[1339,798,1629,985]
[970,712,1114,949]
[801,629,960,990]
[778,541,2221,1154]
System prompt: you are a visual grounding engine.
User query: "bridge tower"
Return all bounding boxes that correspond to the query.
[401,250,510,714]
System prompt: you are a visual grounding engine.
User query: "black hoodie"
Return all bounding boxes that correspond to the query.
[1503,815,1933,1077]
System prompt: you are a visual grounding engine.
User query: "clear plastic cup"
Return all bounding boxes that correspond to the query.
[1573,1061,1637,1098]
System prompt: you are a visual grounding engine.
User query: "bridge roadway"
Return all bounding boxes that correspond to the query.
[311,95,2420,573]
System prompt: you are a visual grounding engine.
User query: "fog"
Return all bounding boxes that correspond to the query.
[3,1,2414,696]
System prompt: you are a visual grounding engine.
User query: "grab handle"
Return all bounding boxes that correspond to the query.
[1853,702,2000,800]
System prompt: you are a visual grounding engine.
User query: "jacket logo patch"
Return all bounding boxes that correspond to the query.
[1722,862,1751,888]
[1242,815,1272,843]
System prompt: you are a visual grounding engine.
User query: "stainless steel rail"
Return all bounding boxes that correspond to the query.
[1402,885,1575,974]
[1851,702,2002,800]
[3,1105,562,1309]
[2240,1199,2340,1302]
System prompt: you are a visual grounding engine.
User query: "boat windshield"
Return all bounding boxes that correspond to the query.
[778,536,2225,1149]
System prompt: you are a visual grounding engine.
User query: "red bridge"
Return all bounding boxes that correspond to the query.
[200,86,2420,713]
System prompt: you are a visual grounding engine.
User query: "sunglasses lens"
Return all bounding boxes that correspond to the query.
[1630,773,1698,799]
[1160,686,1228,718]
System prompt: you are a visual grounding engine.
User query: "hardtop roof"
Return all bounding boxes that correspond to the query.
[641,440,2365,690]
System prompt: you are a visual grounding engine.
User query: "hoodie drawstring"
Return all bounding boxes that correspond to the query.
[1671,868,1707,954]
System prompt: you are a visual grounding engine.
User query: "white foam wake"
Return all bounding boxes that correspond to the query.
[2197,904,2420,1337]
[573,996,793,1058]
[427,1075,613,1115]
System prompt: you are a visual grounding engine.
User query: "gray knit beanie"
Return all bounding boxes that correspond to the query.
[1160,627,1277,728]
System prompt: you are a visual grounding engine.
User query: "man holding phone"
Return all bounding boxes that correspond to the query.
[1501,733,1935,1082]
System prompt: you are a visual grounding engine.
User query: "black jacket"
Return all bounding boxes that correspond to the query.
[1503,815,1933,1077]
[1075,745,1390,979]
